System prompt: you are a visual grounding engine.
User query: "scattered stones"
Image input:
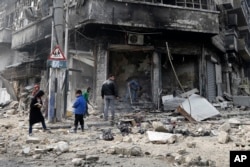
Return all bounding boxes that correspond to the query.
[22,146,30,155]
[26,137,41,144]
[72,158,83,166]
[0,101,248,167]
[54,141,69,153]
[218,131,230,144]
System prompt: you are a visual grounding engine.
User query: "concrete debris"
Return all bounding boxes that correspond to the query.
[218,122,231,132]
[26,137,41,144]
[146,131,177,144]
[1,97,250,167]
[54,141,69,153]
[162,95,186,111]
[218,131,230,144]
[178,94,220,122]
[180,88,199,98]
[223,92,233,101]
[233,96,250,107]
[72,158,83,166]
[152,121,174,133]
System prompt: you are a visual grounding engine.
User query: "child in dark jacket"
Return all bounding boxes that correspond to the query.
[71,90,87,133]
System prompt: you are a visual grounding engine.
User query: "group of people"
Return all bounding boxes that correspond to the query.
[101,74,142,121]
[28,74,141,135]
[28,85,92,135]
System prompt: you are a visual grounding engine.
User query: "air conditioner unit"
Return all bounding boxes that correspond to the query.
[128,34,144,45]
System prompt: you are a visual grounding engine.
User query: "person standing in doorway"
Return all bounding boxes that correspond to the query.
[126,79,141,103]
[29,90,48,136]
[101,74,119,121]
[71,90,87,133]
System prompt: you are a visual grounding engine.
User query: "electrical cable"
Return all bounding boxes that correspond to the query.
[166,42,194,122]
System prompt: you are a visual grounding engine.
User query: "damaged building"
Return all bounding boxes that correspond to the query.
[0,0,250,115]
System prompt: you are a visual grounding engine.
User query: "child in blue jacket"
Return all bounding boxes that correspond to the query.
[72,90,86,133]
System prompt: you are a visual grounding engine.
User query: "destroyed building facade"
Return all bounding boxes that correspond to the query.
[0,0,249,111]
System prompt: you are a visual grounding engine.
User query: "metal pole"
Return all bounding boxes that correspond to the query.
[64,0,69,117]
[48,19,55,122]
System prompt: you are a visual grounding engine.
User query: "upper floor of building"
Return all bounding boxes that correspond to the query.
[0,0,248,55]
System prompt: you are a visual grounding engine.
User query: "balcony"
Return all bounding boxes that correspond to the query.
[0,28,12,44]
[228,0,250,31]
[238,38,250,62]
[2,61,42,80]
[11,15,52,50]
[76,0,219,35]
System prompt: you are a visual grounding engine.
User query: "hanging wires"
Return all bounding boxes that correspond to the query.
[165,42,194,123]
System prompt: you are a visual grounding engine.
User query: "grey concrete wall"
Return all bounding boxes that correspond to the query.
[95,41,108,110]
[0,44,25,71]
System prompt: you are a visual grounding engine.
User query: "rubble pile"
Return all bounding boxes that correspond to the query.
[1,91,250,166]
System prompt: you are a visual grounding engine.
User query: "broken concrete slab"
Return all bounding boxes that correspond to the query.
[178,94,220,122]
[146,131,176,144]
[232,96,250,107]
[162,95,186,111]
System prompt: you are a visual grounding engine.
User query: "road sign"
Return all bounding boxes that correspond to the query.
[47,60,67,68]
[48,45,66,60]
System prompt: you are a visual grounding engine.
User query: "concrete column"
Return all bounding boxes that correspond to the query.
[95,41,108,112]
[152,52,160,106]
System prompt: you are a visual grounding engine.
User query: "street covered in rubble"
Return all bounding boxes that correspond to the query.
[1,91,250,167]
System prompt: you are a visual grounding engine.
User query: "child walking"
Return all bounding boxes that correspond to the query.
[71,90,87,133]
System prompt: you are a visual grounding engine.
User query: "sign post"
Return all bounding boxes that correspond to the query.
[47,45,67,122]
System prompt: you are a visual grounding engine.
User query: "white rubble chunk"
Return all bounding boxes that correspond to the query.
[147,131,176,144]
[218,131,230,144]
[55,141,69,153]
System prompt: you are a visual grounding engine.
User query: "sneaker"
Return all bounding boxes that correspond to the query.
[29,133,33,136]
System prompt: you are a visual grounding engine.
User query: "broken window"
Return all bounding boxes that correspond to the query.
[14,0,41,30]
[117,0,215,10]
[175,0,215,10]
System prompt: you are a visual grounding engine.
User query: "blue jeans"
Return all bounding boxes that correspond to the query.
[126,88,137,102]
[104,95,115,120]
